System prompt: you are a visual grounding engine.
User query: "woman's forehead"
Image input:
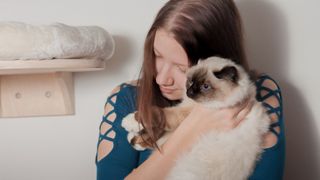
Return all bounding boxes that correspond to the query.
[154,29,189,66]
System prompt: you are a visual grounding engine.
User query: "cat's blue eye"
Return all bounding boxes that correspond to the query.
[200,83,211,92]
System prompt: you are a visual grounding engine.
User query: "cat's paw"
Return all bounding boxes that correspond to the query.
[127,132,147,151]
[122,111,144,133]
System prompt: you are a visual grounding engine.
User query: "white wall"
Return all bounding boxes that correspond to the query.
[236,1,320,179]
[0,0,319,180]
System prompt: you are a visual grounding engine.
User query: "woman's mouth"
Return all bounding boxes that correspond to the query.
[160,87,175,94]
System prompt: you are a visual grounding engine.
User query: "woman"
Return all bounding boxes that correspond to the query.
[96,0,285,179]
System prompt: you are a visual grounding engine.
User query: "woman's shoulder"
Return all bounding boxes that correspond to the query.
[254,73,282,103]
[103,80,139,117]
[108,80,138,98]
[250,74,285,179]
[254,73,284,148]
[255,74,281,89]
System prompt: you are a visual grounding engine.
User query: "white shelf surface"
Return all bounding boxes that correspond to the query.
[0,59,105,75]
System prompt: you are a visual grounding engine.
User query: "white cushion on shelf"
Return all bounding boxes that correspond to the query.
[0,22,115,61]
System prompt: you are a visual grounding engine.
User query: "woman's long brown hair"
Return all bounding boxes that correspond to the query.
[136,0,250,150]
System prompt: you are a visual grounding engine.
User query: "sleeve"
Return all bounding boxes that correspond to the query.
[95,83,139,180]
[249,75,286,180]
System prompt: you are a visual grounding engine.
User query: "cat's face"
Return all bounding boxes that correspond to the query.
[185,56,252,107]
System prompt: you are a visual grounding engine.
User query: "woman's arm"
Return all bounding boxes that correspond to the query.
[125,108,200,180]
[125,102,252,180]
[96,84,139,180]
[249,75,285,180]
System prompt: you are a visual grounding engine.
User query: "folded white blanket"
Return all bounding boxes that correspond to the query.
[0,22,115,60]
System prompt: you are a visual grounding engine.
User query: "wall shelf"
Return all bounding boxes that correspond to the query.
[0,59,105,75]
[0,59,105,118]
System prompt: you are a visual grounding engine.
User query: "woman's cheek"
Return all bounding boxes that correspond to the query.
[175,72,187,90]
[155,60,161,74]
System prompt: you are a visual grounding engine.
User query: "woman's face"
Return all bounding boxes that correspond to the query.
[154,29,189,100]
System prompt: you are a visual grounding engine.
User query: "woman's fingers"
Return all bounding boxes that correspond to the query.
[233,100,254,126]
[191,100,254,132]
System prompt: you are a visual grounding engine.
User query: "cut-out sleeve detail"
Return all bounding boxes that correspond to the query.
[249,74,285,180]
[96,86,121,162]
[255,74,283,148]
[96,83,140,180]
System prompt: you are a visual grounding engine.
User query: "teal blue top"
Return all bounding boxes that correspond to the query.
[96,74,285,180]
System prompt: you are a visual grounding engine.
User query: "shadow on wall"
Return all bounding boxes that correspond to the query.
[74,35,136,92]
[104,35,135,75]
[236,0,320,179]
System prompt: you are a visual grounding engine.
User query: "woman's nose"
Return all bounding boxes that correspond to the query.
[156,65,174,86]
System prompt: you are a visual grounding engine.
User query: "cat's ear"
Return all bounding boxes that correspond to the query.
[213,66,238,83]
[197,59,203,65]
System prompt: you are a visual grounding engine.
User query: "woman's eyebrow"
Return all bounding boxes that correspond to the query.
[173,62,188,67]
[154,47,188,66]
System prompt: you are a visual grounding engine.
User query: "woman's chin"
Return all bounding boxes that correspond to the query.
[162,92,183,101]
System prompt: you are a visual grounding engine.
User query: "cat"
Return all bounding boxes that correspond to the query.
[122,56,270,180]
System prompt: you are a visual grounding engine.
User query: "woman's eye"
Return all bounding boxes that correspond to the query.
[200,83,211,92]
[177,65,187,73]
[154,51,161,57]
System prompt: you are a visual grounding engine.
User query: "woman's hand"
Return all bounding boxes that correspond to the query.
[157,99,254,158]
[183,100,254,136]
